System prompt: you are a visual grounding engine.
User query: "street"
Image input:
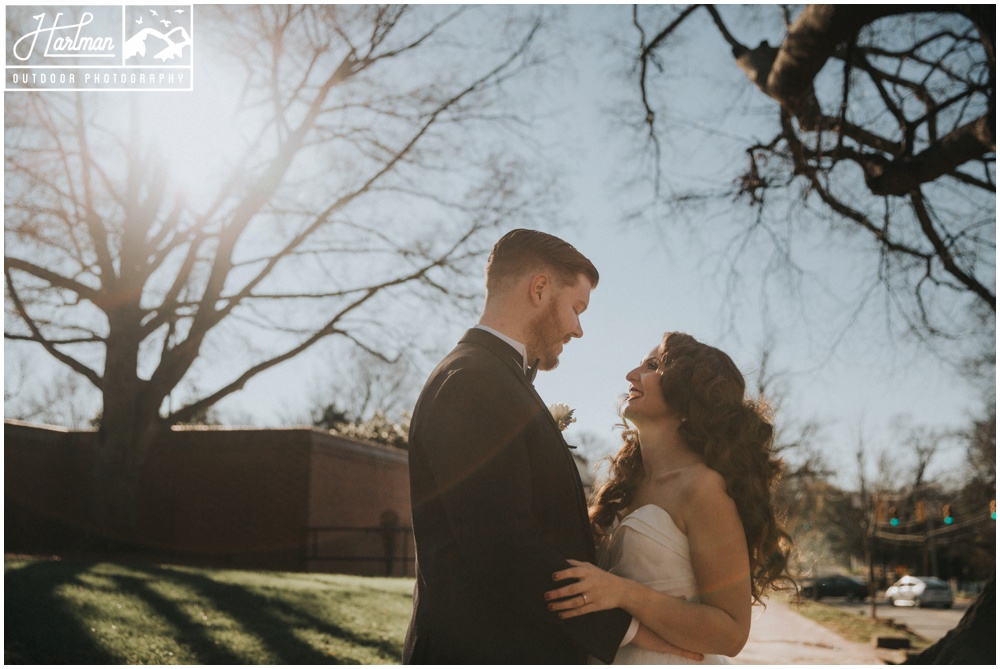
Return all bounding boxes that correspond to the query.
[824,598,969,644]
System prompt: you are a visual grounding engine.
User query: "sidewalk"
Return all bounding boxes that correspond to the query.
[733,598,885,665]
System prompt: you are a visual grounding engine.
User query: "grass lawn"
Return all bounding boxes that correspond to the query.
[774,592,932,653]
[4,557,414,664]
[7,557,941,664]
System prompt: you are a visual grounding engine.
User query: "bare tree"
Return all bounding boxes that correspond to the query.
[901,423,948,578]
[964,408,996,488]
[308,346,420,426]
[571,429,613,461]
[306,346,419,449]
[901,423,943,490]
[631,4,994,342]
[4,5,554,541]
[752,335,829,479]
[751,337,839,577]
[5,366,99,429]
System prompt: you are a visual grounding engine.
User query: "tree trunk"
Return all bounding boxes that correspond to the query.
[89,411,165,547]
[905,575,995,664]
[88,307,167,547]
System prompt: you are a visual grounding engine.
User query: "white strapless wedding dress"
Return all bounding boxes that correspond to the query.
[593,504,731,665]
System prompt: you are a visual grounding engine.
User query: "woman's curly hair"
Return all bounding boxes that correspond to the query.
[590,332,793,604]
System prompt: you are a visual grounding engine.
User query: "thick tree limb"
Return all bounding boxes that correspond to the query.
[151,19,542,404]
[742,6,952,116]
[5,267,103,388]
[866,116,995,195]
[766,7,891,114]
[166,225,479,424]
[4,257,103,304]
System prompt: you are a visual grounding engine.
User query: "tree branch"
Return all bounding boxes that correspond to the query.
[151,12,543,409]
[4,256,103,304]
[73,94,117,287]
[866,115,994,196]
[5,267,103,388]
[166,225,481,424]
[909,190,996,309]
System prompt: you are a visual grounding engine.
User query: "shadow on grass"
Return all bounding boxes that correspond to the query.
[4,560,122,664]
[109,572,248,664]
[151,566,402,662]
[5,559,403,664]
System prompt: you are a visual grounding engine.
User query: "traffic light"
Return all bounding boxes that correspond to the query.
[889,506,899,527]
[991,499,996,521]
[943,504,954,525]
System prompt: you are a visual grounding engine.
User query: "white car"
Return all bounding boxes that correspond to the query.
[885,576,953,609]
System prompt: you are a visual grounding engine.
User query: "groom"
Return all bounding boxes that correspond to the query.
[403,229,633,663]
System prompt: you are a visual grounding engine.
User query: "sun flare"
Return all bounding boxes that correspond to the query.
[131,65,250,206]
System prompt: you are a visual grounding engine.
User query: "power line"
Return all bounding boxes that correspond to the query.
[874,511,993,543]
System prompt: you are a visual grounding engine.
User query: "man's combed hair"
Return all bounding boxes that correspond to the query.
[590,332,794,605]
[485,229,599,295]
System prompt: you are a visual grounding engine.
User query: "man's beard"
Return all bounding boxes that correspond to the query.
[526,300,563,371]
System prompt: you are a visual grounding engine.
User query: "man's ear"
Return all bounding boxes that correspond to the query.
[528,273,549,307]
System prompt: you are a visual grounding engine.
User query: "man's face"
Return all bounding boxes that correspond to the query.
[526,273,592,371]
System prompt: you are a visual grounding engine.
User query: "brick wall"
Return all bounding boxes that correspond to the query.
[4,421,412,575]
[134,427,313,570]
[304,435,413,576]
[4,422,94,552]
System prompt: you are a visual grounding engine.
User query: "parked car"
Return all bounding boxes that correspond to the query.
[799,574,870,601]
[885,576,953,608]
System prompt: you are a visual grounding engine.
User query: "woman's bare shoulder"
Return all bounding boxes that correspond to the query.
[640,464,731,532]
[650,464,733,527]
[688,463,728,495]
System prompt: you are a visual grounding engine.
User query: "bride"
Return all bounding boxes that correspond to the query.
[546,332,793,664]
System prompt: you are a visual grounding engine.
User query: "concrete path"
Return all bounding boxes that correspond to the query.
[733,598,885,665]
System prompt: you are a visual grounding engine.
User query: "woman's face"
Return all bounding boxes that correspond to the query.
[623,345,672,423]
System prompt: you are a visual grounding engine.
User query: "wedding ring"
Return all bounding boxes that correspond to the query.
[582,593,588,605]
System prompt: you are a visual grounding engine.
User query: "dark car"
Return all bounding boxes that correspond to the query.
[800,574,870,601]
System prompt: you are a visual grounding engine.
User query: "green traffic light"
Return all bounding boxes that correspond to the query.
[944,516,954,525]
[890,518,899,527]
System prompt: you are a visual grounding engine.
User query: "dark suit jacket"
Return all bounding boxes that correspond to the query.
[403,328,631,664]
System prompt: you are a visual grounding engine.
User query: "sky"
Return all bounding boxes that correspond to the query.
[517,6,988,486]
[233,4,987,486]
[4,3,992,489]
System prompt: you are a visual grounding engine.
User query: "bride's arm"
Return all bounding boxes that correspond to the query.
[546,482,752,657]
[631,624,705,660]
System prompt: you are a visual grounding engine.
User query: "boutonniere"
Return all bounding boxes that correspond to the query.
[549,403,576,431]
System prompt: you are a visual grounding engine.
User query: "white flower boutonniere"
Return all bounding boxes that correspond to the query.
[549,403,576,431]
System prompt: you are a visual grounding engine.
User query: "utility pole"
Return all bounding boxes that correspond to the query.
[857,446,878,620]
[924,500,939,577]
[911,437,939,576]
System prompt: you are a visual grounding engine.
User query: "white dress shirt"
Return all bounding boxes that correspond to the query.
[474,324,530,373]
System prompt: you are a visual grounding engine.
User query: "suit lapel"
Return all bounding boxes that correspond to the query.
[460,329,567,441]
[460,328,525,378]
[459,328,594,554]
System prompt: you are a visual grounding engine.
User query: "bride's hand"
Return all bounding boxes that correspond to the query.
[545,559,624,617]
